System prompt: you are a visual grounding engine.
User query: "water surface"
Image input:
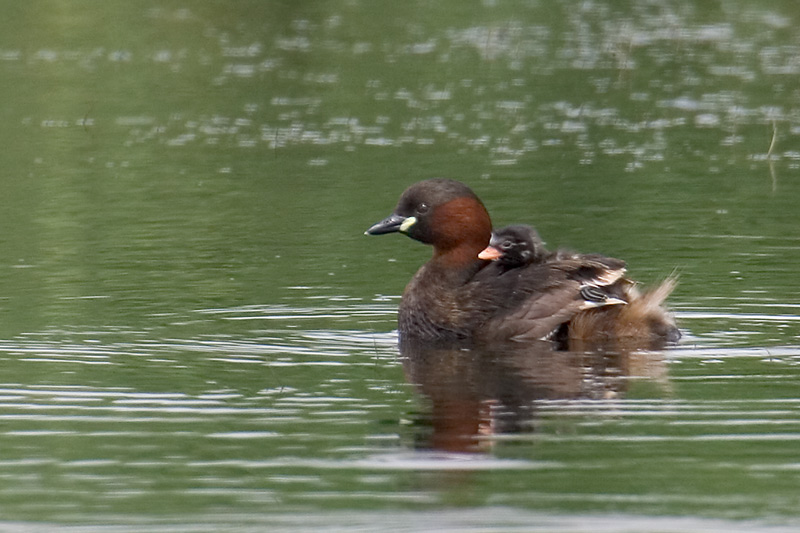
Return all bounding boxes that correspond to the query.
[0,1,799,530]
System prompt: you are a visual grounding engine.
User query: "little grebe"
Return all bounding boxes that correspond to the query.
[480,224,630,308]
[366,178,679,345]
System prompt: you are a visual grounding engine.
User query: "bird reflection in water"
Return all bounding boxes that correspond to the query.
[399,336,670,453]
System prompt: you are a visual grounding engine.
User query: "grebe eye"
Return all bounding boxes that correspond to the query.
[417,203,429,214]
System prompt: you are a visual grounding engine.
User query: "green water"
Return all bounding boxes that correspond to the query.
[0,1,799,530]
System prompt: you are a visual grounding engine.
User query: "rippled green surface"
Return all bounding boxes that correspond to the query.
[1,1,800,530]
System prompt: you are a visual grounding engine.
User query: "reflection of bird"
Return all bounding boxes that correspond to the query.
[366,178,679,347]
[399,336,669,452]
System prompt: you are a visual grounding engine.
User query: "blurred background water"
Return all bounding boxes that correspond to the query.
[0,1,800,530]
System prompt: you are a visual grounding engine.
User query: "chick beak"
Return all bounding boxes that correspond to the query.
[478,245,503,261]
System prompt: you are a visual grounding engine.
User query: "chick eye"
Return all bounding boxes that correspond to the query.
[500,240,513,250]
[417,203,429,214]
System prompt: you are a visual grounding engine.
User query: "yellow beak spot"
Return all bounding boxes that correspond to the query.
[399,216,417,233]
